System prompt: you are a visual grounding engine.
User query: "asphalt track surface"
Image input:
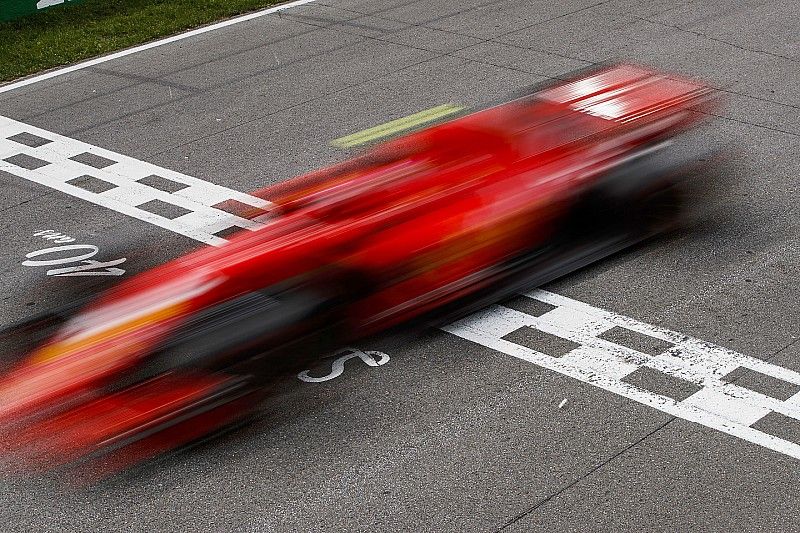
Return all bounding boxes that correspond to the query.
[0,0,799,530]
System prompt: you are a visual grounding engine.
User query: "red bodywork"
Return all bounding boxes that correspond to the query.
[0,64,716,475]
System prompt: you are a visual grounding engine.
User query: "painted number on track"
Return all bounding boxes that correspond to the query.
[23,230,127,277]
[298,347,390,383]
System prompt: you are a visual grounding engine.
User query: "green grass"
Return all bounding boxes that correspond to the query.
[0,0,287,82]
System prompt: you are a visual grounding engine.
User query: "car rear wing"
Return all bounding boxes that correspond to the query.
[245,64,718,215]
[536,63,717,124]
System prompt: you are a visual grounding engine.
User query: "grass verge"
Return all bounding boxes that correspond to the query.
[0,0,288,82]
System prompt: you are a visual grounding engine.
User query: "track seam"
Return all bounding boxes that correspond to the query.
[493,334,800,531]
[495,418,674,531]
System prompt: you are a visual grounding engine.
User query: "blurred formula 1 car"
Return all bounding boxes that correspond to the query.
[0,64,718,476]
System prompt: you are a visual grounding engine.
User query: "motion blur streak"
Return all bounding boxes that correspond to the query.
[0,63,722,478]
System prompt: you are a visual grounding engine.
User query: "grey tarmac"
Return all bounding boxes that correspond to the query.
[0,0,798,531]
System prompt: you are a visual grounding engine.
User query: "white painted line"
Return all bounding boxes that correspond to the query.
[4,114,798,462]
[0,115,274,245]
[444,290,800,460]
[0,0,317,95]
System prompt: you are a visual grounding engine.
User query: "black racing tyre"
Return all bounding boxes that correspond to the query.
[0,298,91,371]
[124,272,359,388]
[567,144,699,239]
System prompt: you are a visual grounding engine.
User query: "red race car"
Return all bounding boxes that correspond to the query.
[0,63,718,476]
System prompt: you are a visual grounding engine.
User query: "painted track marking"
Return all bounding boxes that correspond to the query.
[3,114,798,461]
[445,290,800,460]
[0,115,273,245]
[298,348,390,382]
[0,0,316,95]
[331,104,464,148]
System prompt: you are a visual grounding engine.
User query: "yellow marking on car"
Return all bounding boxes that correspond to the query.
[30,301,190,364]
[331,103,464,148]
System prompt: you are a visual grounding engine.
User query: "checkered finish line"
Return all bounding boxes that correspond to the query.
[0,116,274,246]
[4,113,799,461]
[444,289,800,460]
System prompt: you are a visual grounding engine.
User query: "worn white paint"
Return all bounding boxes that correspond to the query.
[0,0,317,95]
[0,115,273,245]
[33,229,76,243]
[444,289,800,460]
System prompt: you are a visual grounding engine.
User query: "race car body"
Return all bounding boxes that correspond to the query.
[0,63,718,476]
